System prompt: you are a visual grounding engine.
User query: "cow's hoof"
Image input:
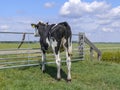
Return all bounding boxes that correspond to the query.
[57,78,61,81]
[42,70,45,73]
[67,79,71,83]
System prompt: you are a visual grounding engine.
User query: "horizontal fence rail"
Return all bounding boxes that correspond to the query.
[0,31,80,36]
[0,31,34,34]
[0,32,84,69]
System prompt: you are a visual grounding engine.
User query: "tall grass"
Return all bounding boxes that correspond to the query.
[93,43,120,63]
[102,51,120,63]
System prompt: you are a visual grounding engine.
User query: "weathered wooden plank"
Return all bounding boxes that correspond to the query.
[84,36,102,60]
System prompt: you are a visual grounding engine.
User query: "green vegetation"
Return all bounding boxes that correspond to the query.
[102,51,120,63]
[0,42,40,49]
[0,60,120,90]
[94,43,120,63]
[0,43,120,90]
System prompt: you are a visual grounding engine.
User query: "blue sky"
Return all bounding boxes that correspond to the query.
[0,0,65,17]
[0,0,120,42]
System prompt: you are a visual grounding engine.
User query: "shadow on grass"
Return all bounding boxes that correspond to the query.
[43,65,67,81]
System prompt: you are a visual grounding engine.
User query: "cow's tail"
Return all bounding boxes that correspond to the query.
[63,22,72,56]
[68,37,72,56]
[60,22,72,55]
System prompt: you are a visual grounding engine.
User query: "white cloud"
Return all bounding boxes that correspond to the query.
[97,6,120,19]
[0,17,39,41]
[0,17,34,32]
[102,27,114,32]
[59,0,120,42]
[111,21,120,28]
[44,2,55,8]
[0,25,9,32]
[60,0,110,17]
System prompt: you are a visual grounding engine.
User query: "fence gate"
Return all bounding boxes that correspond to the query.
[0,32,84,69]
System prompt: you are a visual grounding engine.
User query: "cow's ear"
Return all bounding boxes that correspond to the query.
[46,22,49,25]
[31,24,37,28]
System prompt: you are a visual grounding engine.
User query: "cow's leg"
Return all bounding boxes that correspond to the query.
[64,38,72,81]
[51,39,61,80]
[65,48,71,81]
[41,50,46,73]
[55,51,61,80]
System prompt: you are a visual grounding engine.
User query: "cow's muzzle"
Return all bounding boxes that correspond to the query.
[34,29,40,37]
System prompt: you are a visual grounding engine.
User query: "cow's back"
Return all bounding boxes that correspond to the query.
[50,22,71,40]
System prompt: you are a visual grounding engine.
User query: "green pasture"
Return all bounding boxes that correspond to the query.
[0,42,81,66]
[0,42,120,63]
[0,60,120,90]
[0,42,40,49]
[0,43,120,90]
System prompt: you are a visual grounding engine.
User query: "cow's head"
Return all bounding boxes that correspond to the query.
[31,21,47,36]
[31,21,49,51]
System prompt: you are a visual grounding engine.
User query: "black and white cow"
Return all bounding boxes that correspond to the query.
[31,21,72,81]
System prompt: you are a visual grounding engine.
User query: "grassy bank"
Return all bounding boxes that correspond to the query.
[0,60,120,90]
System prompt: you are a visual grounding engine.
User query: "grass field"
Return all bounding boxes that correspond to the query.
[0,43,120,90]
